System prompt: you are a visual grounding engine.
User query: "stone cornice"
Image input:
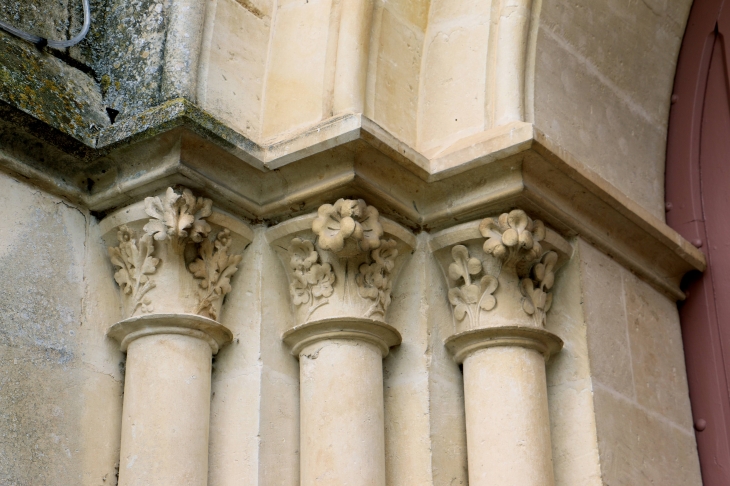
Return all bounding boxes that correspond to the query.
[0,100,704,300]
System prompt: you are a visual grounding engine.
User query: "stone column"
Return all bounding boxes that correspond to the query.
[431,210,570,486]
[101,187,251,486]
[269,199,414,486]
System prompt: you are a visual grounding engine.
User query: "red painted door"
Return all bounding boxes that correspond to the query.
[667,1,730,483]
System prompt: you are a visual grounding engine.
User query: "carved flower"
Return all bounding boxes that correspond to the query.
[307,263,335,298]
[288,238,318,272]
[479,210,545,263]
[312,199,383,254]
[144,187,213,243]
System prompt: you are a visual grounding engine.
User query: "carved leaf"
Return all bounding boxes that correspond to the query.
[189,229,242,320]
[356,238,398,317]
[107,225,159,314]
[291,272,311,305]
[306,263,335,298]
[144,187,212,243]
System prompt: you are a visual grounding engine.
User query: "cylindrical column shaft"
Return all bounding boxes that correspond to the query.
[299,338,386,486]
[118,333,213,486]
[463,346,555,486]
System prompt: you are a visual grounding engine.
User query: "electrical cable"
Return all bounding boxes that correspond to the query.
[0,0,90,48]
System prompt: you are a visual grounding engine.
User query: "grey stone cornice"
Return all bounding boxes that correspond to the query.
[0,98,704,300]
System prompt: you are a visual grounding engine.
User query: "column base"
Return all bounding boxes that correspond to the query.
[445,326,563,364]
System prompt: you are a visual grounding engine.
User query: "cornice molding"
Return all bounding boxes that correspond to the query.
[0,100,704,300]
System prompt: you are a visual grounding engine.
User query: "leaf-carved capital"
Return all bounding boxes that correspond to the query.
[102,187,251,321]
[431,210,571,335]
[268,202,414,327]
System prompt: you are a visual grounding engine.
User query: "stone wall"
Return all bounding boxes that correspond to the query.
[0,172,122,485]
[579,239,701,484]
[534,0,693,219]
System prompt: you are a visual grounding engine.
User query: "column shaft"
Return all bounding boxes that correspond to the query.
[299,339,386,486]
[463,346,554,486]
[118,334,213,486]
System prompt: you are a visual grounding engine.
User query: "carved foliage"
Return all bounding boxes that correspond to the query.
[520,251,558,326]
[312,199,383,256]
[288,238,336,319]
[445,210,560,328]
[357,239,398,318]
[107,187,242,320]
[189,229,243,320]
[144,187,213,244]
[447,245,498,328]
[479,209,545,272]
[108,225,159,314]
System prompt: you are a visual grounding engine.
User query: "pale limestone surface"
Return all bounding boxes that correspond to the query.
[0,172,123,485]
[118,333,212,485]
[579,239,702,485]
[534,0,693,219]
[544,245,602,485]
[0,174,703,485]
[0,0,708,483]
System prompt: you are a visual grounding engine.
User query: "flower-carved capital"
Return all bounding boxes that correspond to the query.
[430,210,572,337]
[101,187,252,322]
[268,200,415,328]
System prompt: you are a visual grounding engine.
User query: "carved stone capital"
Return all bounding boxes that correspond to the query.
[100,186,253,322]
[268,198,415,328]
[430,210,572,348]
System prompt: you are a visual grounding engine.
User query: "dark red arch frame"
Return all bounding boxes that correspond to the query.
[667,1,730,483]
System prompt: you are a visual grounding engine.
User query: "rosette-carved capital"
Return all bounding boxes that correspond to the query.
[268,199,415,331]
[430,210,572,345]
[101,186,252,322]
